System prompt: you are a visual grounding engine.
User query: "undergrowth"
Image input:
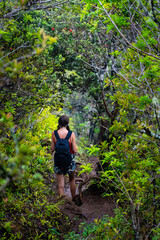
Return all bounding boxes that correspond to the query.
[0,109,72,239]
[65,209,133,240]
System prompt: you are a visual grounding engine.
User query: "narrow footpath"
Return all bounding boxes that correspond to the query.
[58,157,115,233]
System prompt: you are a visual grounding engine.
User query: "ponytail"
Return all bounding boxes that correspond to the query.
[66,124,70,131]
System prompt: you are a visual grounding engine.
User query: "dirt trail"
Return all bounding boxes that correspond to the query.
[61,157,115,224]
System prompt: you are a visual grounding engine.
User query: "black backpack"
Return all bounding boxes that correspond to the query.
[54,130,72,175]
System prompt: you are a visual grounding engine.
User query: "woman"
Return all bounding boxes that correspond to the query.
[51,115,78,200]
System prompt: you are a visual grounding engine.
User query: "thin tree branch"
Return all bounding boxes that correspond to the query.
[98,0,160,61]
[141,125,160,140]
[1,0,69,19]
[151,0,160,28]
[0,42,30,60]
[2,51,36,68]
[97,72,114,120]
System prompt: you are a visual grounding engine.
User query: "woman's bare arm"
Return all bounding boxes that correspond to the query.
[71,132,78,153]
[51,132,55,154]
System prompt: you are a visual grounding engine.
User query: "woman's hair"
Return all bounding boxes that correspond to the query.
[57,115,70,131]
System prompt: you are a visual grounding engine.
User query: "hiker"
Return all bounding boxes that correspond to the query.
[51,115,78,200]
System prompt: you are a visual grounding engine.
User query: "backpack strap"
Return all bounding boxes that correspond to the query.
[54,130,60,140]
[65,131,72,141]
[54,130,72,141]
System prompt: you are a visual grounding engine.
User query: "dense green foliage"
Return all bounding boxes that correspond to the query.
[0,0,160,239]
[0,108,68,239]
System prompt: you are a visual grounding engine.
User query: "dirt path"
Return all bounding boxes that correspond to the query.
[61,157,115,226]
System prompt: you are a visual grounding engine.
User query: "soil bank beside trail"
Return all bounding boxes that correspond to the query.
[78,186,115,220]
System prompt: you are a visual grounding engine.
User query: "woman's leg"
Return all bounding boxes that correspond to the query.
[56,174,65,196]
[69,171,76,199]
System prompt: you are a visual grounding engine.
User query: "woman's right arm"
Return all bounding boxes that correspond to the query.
[51,132,55,154]
[71,132,78,153]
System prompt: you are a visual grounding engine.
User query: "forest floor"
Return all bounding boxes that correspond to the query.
[53,157,115,238]
[0,157,116,240]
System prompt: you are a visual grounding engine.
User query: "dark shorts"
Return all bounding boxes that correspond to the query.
[54,154,76,175]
